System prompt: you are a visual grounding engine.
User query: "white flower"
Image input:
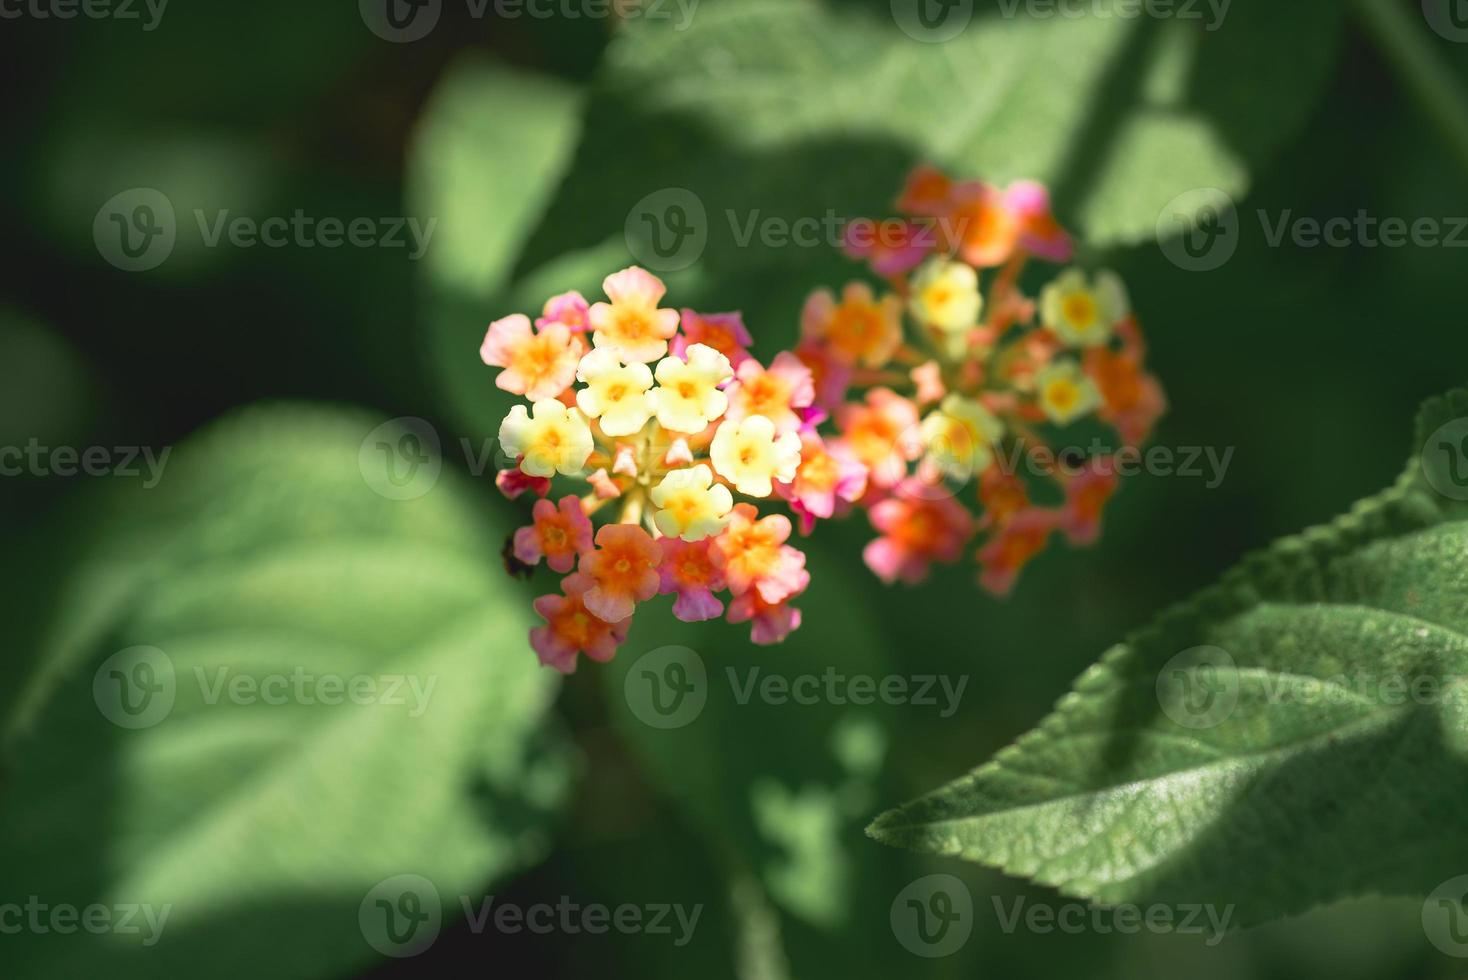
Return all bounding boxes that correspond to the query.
[575,347,655,437]
[710,414,801,498]
[651,344,733,434]
[650,464,734,541]
[499,399,594,478]
[910,257,984,333]
[1040,268,1129,347]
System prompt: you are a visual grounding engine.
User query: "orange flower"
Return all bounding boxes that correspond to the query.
[531,573,630,673]
[978,467,1029,529]
[727,575,808,645]
[896,164,955,216]
[801,282,903,368]
[709,504,807,603]
[945,182,1021,268]
[837,387,920,488]
[513,495,594,574]
[977,509,1060,596]
[581,523,661,623]
[863,479,973,584]
[1061,464,1119,546]
[1084,345,1167,447]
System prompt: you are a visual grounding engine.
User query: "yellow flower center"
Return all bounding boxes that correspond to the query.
[1046,381,1079,413]
[612,308,651,340]
[1062,293,1098,330]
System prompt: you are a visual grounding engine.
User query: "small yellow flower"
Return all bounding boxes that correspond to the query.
[499,399,594,478]
[575,348,655,437]
[909,257,983,334]
[1035,361,1100,425]
[651,343,733,434]
[920,394,1004,477]
[710,414,801,498]
[651,464,735,541]
[1040,268,1128,347]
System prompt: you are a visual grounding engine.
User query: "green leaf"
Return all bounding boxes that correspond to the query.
[868,385,1468,928]
[520,0,1342,278]
[1,404,571,980]
[408,56,585,435]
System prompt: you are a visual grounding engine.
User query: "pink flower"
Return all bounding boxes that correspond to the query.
[657,537,727,622]
[587,468,621,499]
[480,313,584,401]
[671,310,753,367]
[911,360,946,405]
[863,479,973,584]
[580,523,662,623]
[536,290,591,333]
[976,508,1061,596]
[1060,462,1119,546]
[496,467,552,501]
[727,567,809,645]
[723,352,815,434]
[531,573,630,673]
[710,503,808,604]
[842,218,933,277]
[776,432,868,534]
[588,267,681,363]
[837,387,921,488]
[1005,181,1074,263]
[795,340,853,414]
[513,495,594,573]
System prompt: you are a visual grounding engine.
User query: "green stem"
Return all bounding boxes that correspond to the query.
[1353,0,1468,174]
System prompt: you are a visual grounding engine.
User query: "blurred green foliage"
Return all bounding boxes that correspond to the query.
[3,1,1468,978]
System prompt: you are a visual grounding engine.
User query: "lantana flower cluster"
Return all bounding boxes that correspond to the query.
[807,165,1166,594]
[484,168,1165,672]
[484,267,818,672]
